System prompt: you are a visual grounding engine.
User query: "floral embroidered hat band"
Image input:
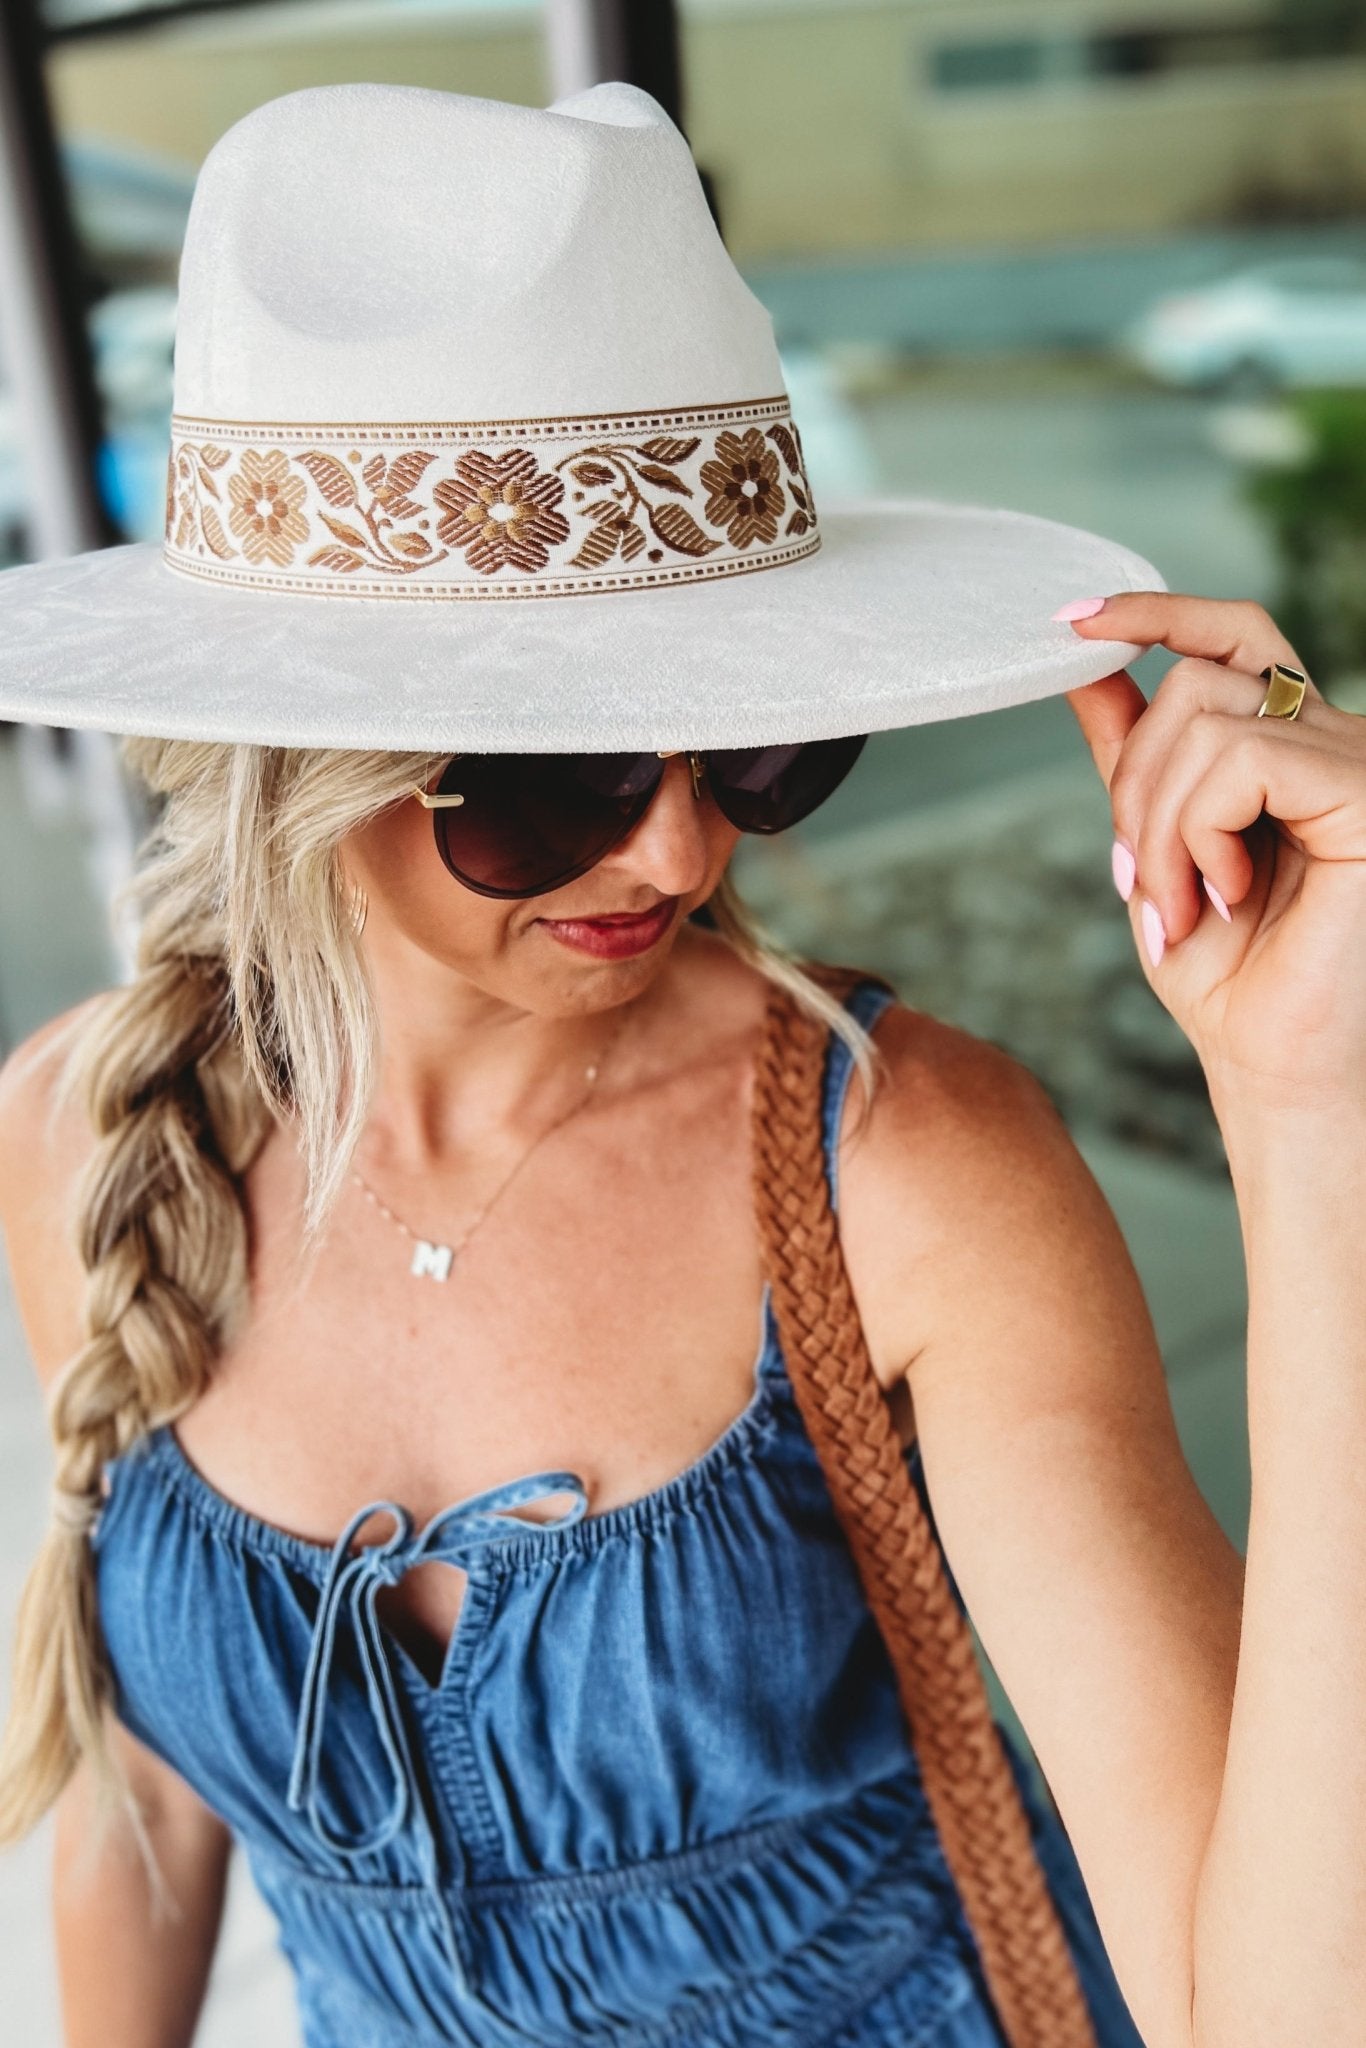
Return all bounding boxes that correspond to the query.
[166,401,817,600]
[0,79,1161,752]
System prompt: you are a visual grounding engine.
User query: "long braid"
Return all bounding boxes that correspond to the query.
[0,901,271,1848]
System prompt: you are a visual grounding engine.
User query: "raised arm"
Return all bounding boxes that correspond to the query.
[840,582,1366,2048]
[1061,590,1366,2044]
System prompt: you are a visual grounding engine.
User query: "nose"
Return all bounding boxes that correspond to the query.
[595,751,718,894]
[655,748,705,798]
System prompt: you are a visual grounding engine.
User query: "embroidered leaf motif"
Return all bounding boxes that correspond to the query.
[791,483,809,512]
[386,451,436,498]
[648,502,720,557]
[767,424,801,474]
[321,514,367,549]
[297,451,357,508]
[362,454,387,493]
[618,519,647,560]
[785,509,810,537]
[195,465,220,500]
[388,531,433,560]
[636,464,691,496]
[638,436,700,464]
[197,444,232,469]
[376,492,423,520]
[582,499,620,520]
[200,504,235,559]
[569,519,621,570]
[307,545,365,572]
[571,462,616,487]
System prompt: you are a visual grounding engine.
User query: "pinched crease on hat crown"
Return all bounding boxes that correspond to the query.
[161,79,821,602]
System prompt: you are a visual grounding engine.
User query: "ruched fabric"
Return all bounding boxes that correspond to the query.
[92,979,1144,2047]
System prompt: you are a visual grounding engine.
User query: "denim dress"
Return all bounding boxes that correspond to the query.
[91,977,1145,2048]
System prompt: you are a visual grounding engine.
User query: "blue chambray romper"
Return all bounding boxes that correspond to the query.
[91,977,1146,2048]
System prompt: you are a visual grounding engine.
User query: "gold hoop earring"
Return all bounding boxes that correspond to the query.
[349,884,368,936]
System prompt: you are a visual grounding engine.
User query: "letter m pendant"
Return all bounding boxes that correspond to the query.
[410,1239,454,1282]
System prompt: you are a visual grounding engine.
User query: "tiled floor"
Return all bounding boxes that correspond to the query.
[0,733,1250,2043]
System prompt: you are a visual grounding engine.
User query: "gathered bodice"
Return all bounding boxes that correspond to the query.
[90,978,1143,2048]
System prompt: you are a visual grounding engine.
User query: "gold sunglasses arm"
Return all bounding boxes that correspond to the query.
[411,751,704,810]
[658,750,705,798]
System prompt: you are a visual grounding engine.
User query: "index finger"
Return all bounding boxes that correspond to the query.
[1060,590,1307,680]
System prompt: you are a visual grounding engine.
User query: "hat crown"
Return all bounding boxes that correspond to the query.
[174,80,782,421]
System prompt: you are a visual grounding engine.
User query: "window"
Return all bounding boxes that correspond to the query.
[930,15,1365,96]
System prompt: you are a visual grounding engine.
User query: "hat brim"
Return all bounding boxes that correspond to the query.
[0,497,1162,751]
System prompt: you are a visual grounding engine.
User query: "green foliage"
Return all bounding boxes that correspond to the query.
[1243,390,1366,689]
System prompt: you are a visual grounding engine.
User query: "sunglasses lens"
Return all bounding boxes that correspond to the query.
[705,734,868,833]
[430,752,661,897]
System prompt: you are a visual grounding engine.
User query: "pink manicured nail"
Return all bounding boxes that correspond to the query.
[1052,595,1107,622]
[1140,898,1165,968]
[1203,875,1231,922]
[1111,839,1136,902]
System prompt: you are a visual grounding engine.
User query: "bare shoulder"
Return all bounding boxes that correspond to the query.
[836,994,1153,1401]
[850,989,1059,1151]
[0,993,112,1390]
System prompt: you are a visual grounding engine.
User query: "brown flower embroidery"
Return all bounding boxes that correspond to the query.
[700,429,785,548]
[432,450,570,574]
[228,449,309,566]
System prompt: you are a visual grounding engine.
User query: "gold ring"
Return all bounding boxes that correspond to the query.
[1257,662,1307,720]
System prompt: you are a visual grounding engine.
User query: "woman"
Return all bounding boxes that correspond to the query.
[1,74,1364,2048]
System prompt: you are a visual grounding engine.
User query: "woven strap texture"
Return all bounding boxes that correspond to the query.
[749,962,1099,2048]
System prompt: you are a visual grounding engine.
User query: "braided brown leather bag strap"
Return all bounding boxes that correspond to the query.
[749,963,1099,2048]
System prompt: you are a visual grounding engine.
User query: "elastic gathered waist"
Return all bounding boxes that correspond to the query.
[248,1768,974,2048]
[250,1769,941,1915]
[289,1916,973,2048]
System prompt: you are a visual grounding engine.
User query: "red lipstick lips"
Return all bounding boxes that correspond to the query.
[537,900,677,959]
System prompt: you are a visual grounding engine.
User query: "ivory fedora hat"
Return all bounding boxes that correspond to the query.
[0,78,1162,751]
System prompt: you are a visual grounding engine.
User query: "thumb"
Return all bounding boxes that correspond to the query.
[1064,669,1148,793]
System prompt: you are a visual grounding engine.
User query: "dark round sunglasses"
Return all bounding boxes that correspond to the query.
[410,736,868,900]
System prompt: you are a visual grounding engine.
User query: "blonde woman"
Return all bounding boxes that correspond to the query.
[1,581,1366,2048]
[2,74,1365,2048]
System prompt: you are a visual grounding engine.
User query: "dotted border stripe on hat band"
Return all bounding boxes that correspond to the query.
[163,397,820,598]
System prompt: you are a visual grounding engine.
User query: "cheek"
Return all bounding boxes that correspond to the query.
[362,809,518,959]
[410,867,514,961]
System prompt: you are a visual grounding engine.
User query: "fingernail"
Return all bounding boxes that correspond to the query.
[1202,875,1231,922]
[1140,897,1166,969]
[1052,595,1108,622]
[1111,839,1136,902]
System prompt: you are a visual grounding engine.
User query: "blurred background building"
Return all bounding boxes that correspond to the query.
[4,0,1364,2037]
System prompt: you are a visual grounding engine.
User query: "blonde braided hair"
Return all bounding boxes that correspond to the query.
[0,737,886,1856]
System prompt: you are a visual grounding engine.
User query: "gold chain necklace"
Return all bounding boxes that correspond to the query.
[349,1001,637,1281]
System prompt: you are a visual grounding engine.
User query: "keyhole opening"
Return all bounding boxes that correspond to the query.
[374,1560,469,1690]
